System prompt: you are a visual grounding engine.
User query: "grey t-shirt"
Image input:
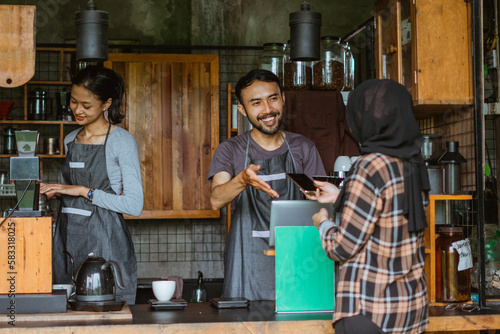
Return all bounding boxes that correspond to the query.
[208,131,326,181]
[63,126,144,217]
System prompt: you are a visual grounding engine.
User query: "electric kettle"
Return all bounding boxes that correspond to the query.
[74,252,125,302]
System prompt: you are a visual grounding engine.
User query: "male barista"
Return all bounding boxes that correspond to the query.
[208,69,325,300]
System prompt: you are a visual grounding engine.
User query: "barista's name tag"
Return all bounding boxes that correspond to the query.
[258,173,286,182]
[70,162,85,168]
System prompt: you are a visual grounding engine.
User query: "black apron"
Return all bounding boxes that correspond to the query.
[52,125,137,305]
[222,134,302,300]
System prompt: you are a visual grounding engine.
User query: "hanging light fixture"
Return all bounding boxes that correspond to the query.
[289,1,322,61]
[75,0,109,61]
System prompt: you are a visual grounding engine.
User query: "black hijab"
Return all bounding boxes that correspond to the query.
[339,79,430,233]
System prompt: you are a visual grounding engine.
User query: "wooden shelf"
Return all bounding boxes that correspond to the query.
[0,120,77,125]
[0,47,78,160]
[0,154,65,158]
[27,81,72,85]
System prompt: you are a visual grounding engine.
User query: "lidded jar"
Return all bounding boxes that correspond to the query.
[258,43,285,85]
[283,41,312,91]
[312,36,345,91]
[436,226,472,302]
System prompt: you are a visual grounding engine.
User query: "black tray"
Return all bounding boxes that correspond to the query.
[149,299,187,311]
[68,295,126,312]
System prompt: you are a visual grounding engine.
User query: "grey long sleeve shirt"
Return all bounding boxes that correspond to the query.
[63,126,144,217]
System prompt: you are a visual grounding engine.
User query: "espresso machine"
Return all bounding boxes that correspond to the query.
[9,130,41,216]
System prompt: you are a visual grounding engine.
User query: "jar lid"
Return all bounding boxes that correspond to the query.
[439,226,463,234]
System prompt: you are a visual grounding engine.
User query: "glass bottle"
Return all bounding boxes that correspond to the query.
[312,36,345,91]
[436,226,472,302]
[283,41,312,91]
[342,41,355,91]
[258,43,285,85]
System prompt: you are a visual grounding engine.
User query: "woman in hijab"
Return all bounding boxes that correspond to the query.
[310,79,430,334]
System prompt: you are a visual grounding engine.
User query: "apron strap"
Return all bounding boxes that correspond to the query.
[244,131,297,170]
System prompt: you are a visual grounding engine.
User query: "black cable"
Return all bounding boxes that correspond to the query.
[0,180,34,228]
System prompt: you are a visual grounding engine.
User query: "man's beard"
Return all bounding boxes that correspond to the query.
[246,111,282,135]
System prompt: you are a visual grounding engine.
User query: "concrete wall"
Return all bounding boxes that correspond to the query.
[0,0,374,45]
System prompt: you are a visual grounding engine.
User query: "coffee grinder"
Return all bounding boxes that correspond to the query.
[9,130,41,216]
[56,88,74,121]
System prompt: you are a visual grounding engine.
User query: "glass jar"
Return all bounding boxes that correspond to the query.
[312,36,345,91]
[3,127,16,154]
[258,43,285,85]
[436,226,472,302]
[283,41,312,90]
[28,88,48,120]
[342,41,355,91]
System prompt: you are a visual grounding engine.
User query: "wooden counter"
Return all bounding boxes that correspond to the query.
[2,302,500,333]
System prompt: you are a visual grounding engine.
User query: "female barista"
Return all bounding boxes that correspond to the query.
[40,65,143,305]
[309,79,430,334]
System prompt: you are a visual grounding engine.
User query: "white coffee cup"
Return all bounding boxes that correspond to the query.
[334,156,360,172]
[152,280,176,301]
[53,284,74,299]
[334,156,352,172]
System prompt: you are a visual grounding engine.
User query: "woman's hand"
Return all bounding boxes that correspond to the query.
[313,208,332,229]
[313,180,340,204]
[40,183,89,200]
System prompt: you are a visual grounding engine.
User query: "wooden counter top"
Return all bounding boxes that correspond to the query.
[2,302,500,333]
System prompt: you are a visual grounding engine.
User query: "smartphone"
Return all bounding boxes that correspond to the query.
[286,173,317,194]
[312,175,344,187]
[210,297,250,309]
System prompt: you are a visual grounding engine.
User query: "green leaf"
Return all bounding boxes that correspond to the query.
[485,163,491,177]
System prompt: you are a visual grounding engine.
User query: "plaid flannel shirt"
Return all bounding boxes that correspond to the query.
[320,153,429,334]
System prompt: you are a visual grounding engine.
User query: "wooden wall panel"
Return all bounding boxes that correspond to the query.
[105,54,219,219]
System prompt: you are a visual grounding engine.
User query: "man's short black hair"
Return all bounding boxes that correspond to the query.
[235,69,283,104]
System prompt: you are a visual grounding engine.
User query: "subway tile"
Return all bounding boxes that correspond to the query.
[158,224,167,234]
[204,234,213,243]
[159,243,167,253]
[150,234,159,244]
[140,234,150,243]
[149,243,159,253]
